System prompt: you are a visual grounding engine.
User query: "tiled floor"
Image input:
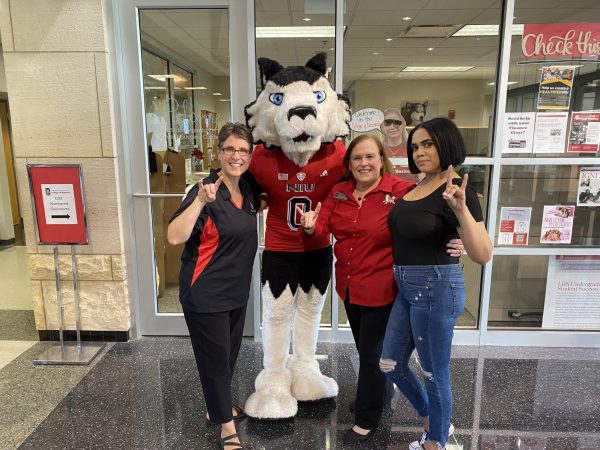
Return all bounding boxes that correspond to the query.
[0,245,33,310]
[2,339,599,449]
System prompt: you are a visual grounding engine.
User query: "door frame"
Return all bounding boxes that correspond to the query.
[112,0,256,336]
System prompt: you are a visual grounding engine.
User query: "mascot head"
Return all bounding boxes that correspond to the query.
[245,52,351,167]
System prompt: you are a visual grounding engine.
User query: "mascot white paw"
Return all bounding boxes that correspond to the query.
[289,357,338,402]
[244,368,298,419]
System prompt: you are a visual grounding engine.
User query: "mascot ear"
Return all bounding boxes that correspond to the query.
[305,52,327,76]
[258,57,284,89]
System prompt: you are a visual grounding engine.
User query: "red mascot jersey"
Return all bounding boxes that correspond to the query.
[250,140,346,252]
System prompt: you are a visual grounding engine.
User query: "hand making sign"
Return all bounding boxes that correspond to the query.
[27,165,88,245]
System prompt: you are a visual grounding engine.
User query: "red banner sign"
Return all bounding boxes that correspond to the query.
[27,165,88,245]
[521,23,600,61]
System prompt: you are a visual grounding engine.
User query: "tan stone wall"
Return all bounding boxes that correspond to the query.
[0,0,131,332]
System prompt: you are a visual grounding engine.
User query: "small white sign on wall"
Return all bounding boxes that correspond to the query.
[41,184,78,225]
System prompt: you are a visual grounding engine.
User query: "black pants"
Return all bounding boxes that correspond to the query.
[183,304,247,424]
[344,298,394,429]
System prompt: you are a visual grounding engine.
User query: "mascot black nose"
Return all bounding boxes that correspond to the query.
[288,106,316,121]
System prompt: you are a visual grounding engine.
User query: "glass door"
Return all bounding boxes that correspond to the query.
[115,0,255,335]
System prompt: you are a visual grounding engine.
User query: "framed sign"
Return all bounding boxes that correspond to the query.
[27,164,89,245]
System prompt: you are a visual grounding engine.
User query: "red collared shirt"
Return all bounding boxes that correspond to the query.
[313,174,414,306]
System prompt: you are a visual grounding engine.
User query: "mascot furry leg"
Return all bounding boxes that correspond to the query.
[245,283,298,418]
[289,286,338,400]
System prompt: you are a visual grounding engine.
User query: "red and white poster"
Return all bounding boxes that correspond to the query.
[498,207,532,245]
[27,165,88,245]
[568,112,600,153]
[521,23,600,62]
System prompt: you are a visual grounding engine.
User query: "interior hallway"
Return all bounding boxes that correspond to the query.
[1,338,598,450]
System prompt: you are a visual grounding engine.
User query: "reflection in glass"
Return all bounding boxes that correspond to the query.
[139,8,230,314]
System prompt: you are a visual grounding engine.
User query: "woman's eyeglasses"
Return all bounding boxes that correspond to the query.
[383,119,403,127]
[222,146,252,156]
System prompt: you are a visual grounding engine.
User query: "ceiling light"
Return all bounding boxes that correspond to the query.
[213,92,222,96]
[373,52,380,55]
[219,99,230,102]
[427,47,435,51]
[256,26,336,38]
[148,74,175,81]
[302,17,312,22]
[184,86,207,90]
[385,38,393,42]
[402,16,411,21]
[330,47,334,50]
[402,66,474,72]
[144,86,167,90]
[452,24,524,37]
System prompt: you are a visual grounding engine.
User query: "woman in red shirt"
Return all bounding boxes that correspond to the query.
[299,134,462,444]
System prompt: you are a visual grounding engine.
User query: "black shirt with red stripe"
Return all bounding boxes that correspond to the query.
[170,172,259,313]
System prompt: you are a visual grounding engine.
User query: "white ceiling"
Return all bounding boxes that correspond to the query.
[139,0,600,92]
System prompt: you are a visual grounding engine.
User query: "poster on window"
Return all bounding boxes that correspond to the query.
[537,66,575,110]
[498,207,532,245]
[540,205,575,244]
[501,113,535,153]
[568,112,600,153]
[577,168,600,206]
[533,112,569,153]
[542,256,600,329]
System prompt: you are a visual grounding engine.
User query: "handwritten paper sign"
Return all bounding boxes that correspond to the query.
[349,108,384,132]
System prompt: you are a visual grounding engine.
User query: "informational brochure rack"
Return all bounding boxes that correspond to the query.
[27,164,104,365]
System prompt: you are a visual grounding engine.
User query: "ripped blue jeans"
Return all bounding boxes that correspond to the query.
[380,264,465,449]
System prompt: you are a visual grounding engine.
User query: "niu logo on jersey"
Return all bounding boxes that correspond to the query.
[286,183,316,193]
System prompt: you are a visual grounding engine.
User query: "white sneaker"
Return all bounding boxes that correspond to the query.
[408,423,454,449]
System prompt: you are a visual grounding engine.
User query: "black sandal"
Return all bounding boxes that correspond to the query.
[207,405,247,426]
[220,432,243,449]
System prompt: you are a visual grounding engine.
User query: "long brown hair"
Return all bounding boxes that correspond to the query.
[343,134,393,180]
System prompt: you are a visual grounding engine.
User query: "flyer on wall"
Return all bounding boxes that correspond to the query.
[578,167,600,206]
[540,205,575,244]
[533,112,569,153]
[567,112,600,153]
[542,256,600,329]
[501,113,535,153]
[497,207,532,245]
[537,66,575,110]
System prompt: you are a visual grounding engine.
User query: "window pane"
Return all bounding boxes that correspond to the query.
[343,0,501,158]
[503,5,600,157]
[496,165,600,247]
[489,255,600,330]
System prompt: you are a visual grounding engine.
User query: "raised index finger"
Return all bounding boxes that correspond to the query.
[446,165,454,187]
[460,172,469,190]
[314,202,322,216]
[295,205,305,217]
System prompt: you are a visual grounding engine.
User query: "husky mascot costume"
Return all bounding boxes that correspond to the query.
[244,52,351,419]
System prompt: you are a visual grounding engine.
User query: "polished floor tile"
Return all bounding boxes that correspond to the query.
[10,338,600,449]
[0,310,38,340]
[0,246,33,310]
[0,340,37,370]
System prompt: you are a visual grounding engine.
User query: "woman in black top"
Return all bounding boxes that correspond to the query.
[168,123,258,450]
[381,118,492,450]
